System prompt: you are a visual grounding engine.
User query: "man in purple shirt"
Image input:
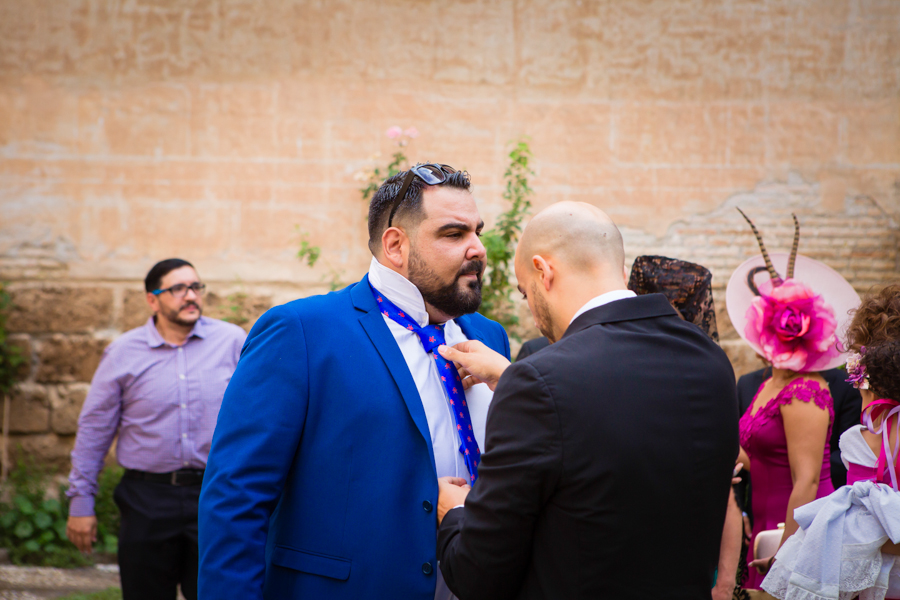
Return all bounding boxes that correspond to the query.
[65,258,246,600]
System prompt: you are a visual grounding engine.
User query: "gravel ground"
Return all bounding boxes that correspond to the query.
[0,565,120,599]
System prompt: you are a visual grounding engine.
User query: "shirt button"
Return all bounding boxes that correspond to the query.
[178,347,183,353]
[182,433,187,438]
[179,374,186,380]
[181,403,187,409]
[183,461,189,466]
[422,500,433,513]
[422,562,433,575]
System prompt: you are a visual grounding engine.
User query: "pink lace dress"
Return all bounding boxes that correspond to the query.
[739,378,835,589]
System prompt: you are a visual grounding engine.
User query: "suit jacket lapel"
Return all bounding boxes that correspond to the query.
[351,276,436,466]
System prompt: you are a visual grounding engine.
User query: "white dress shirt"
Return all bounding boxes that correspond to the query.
[569,289,637,326]
[368,257,494,600]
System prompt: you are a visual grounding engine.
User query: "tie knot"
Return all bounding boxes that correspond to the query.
[418,324,446,354]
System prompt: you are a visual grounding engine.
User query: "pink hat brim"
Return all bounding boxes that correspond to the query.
[725,253,861,371]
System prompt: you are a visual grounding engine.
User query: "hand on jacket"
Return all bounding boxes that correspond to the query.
[437,477,471,524]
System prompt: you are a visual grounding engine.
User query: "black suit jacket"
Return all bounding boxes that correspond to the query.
[438,294,739,600]
[515,336,550,361]
[736,367,862,491]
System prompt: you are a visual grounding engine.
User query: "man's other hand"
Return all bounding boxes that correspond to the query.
[437,477,471,525]
[66,515,97,554]
[438,340,510,391]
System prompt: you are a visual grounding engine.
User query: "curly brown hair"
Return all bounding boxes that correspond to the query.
[845,283,900,351]
[862,341,900,400]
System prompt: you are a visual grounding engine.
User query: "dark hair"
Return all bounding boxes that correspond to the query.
[845,283,900,351]
[145,258,195,292]
[862,340,900,400]
[367,167,472,254]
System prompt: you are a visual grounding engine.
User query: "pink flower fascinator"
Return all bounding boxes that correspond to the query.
[725,209,861,372]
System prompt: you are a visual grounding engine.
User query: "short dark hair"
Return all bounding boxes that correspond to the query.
[145,258,195,292]
[367,167,472,254]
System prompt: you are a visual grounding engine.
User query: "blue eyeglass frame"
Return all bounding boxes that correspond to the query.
[151,282,206,297]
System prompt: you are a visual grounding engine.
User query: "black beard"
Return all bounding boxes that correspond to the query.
[408,250,483,319]
[160,301,202,327]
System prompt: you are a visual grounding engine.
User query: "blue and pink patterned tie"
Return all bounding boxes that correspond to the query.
[371,284,481,483]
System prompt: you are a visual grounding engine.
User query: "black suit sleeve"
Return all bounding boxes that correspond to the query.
[438,361,562,600]
[515,337,550,362]
[826,369,863,488]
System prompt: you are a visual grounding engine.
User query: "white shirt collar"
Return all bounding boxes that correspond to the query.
[569,289,637,326]
[367,257,431,327]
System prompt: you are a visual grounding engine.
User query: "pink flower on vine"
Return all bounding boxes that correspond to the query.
[404,127,419,139]
[385,126,403,139]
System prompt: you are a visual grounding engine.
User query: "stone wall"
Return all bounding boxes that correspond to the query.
[1,0,898,466]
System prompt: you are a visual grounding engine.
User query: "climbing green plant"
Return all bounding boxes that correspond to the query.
[0,457,121,566]
[357,126,417,203]
[0,282,24,397]
[477,141,535,337]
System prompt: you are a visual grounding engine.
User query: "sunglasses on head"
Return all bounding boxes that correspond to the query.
[387,163,458,228]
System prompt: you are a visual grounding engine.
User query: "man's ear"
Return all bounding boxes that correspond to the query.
[532,255,554,292]
[146,292,160,314]
[382,226,408,269]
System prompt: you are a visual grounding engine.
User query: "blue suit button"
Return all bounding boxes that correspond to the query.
[422,562,433,575]
[423,500,433,512]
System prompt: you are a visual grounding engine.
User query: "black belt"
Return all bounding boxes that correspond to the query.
[124,468,205,486]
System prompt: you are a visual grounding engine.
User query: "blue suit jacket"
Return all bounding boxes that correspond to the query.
[198,275,510,600]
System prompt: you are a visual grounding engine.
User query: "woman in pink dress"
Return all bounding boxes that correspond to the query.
[726,210,860,590]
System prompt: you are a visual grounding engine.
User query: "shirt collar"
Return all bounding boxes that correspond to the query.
[569,289,637,326]
[367,257,431,327]
[144,315,207,348]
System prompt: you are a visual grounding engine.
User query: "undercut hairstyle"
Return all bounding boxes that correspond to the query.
[367,168,472,255]
[845,283,900,352]
[145,258,195,293]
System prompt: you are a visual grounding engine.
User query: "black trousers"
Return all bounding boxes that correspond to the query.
[113,476,200,600]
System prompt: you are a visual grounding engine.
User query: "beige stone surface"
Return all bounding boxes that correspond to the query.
[721,340,766,381]
[2,384,50,434]
[6,287,114,334]
[122,288,151,332]
[51,383,88,435]
[35,335,109,384]
[7,433,76,469]
[0,0,898,463]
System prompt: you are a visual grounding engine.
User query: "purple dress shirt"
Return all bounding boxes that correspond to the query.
[66,316,246,517]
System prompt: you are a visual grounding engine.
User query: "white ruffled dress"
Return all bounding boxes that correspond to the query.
[761,425,900,600]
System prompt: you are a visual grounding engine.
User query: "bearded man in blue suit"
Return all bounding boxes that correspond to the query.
[198,164,510,600]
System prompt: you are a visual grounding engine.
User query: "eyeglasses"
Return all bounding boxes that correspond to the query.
[387,163,458,228]
[152,282,206,299]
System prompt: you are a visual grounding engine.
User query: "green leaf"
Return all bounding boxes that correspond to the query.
[41,498,61,515]
[38,529,55,543]
[14,520,34,538]
[0,510,17,529]
[23,540,40,552]
[54,520,68,540]
[43,543,60,553]
[13,495,34,515]
[33,511,52,529]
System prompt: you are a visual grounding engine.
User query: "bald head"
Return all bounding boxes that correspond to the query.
[516,202,625,275]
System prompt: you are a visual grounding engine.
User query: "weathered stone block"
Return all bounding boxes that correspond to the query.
[8,334,32,381]
[123,289,152,332]
[205,292,273,333]
[8,433,76,470]
[7,287,114,334]
[1,383,50,434]
[36,336,109,384]
[721,340,765,381]
[51,383,89,435]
